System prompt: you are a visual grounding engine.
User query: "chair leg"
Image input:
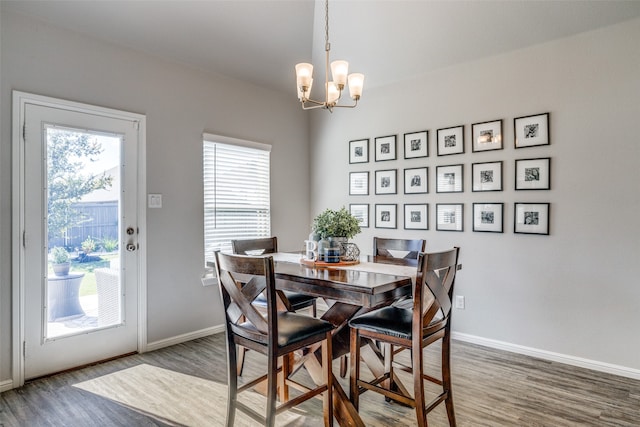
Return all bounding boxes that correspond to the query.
[349,327,361,410]
[412,342,427,427]
[226,339,238,427]
[237,345,246,376]
[340,355,348,378]
[266,353,278,427]
[442,332,457,426]
[322,332,334,427]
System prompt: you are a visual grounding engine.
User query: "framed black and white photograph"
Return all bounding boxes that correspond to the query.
[375,204,397,229]
[515,157,551,190]
[350,204,369,228]
[404,130,428,159]
[514,203,550,235]
[404,167,428,194]
[349,171,369,195]
[437,125,464,156]
[375,135,397,161]
[436,203,464,232]
[473,203,503,233]
[436,164,463,193]
[375,169,397,195]
[349,138,369,163]
[472,161,503,192]
[404,204,428,230]
[515,112,549,148]
[472,119,503,152]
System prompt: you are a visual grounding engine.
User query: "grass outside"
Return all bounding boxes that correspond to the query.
[49,252,119,297]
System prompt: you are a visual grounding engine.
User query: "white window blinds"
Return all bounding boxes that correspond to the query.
[203,135,271,263]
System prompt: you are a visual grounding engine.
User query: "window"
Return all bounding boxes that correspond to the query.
[203,134,271,264]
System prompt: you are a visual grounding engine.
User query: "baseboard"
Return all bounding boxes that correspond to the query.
[145,324,225,353]
[452,332,640,380]
[1,378,14,393]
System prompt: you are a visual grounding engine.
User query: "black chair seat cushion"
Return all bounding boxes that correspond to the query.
[349,306,445,340]
[254,290,315,309]
[240,312,333,348]
[349,306,413,340]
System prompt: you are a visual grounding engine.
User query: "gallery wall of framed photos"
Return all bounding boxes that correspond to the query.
[348,112,552,235]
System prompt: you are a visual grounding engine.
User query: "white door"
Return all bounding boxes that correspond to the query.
[16,93,145,380]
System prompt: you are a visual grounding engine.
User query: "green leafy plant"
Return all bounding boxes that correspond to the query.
[312,207,361,239]
[102,236,118,252]
[51,246,70,264]
[81,236,96,254]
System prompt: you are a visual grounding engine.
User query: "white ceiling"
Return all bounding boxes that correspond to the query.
[4,0,640,95]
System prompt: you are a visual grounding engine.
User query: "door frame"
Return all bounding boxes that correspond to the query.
[11,91,148,387]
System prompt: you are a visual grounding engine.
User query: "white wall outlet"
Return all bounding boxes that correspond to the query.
[455,295,465,309]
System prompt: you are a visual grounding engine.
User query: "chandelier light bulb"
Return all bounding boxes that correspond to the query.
[331,60,349,89]
[348,73,364,100]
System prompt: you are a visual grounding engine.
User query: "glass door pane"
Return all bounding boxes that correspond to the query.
[45,126,122,339]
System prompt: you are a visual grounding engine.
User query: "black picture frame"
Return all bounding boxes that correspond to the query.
[436,164,463,193]
[350,203,369,228]
[437,125,464,156]
[515,112,550,149]
[349,171,369,195]
[514,203,550,235]
[436,203,464,232]
[403,130,428,159]
[515,157,551,190]
[375,135,397,161]
[404,204,428,230]
[349,138,369,163]
[472,119,503,152]
[472,203,504,233]
[375,204,397,229]
[375,169,397,195]
[472,161,503,192]
[404,167,428,194]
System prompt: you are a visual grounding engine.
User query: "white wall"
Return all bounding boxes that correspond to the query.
[310,18,640,372]
[0,10,310,382]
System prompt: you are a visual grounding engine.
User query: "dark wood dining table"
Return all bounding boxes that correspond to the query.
[270,253,416,427]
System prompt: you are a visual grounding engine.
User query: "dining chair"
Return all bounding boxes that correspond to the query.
[231,237,317,315]
[373,236,426,259]
[339,236,427,378]
[348,247,461,427]
[214,251,334,427]
[231,237,318,376]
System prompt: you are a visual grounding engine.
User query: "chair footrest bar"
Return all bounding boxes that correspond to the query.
[425,391,448,413]
[276,385,328,413]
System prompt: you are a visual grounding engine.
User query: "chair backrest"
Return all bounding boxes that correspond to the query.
[414,247,460,336]
[374,237,426,259]
[214,251,278,345]
[231,237,278,255]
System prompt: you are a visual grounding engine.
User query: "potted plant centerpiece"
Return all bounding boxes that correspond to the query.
[51,246,71,276]
[312,207,361,261]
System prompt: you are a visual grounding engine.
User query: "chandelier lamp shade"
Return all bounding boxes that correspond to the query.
[295,0,364,112]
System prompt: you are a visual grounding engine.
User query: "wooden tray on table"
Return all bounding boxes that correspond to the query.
[300,258,359,268]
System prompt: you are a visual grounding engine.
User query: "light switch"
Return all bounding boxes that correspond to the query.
[148,194,162,208]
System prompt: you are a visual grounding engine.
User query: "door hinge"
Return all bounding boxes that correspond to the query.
[23,230,26,248]
[23,341,26,358]
[23,121,26,140]
[133,120,139,130]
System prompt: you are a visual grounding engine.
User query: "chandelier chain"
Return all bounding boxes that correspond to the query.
[325,0,330,52]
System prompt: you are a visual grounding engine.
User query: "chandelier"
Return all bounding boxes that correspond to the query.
[295,0,364,112]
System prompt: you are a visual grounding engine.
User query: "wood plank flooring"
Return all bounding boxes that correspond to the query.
[1,333,639,426]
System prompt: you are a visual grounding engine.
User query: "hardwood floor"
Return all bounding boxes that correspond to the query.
[1,333,638,426]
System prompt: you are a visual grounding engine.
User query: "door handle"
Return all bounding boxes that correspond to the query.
[126,243,137,252]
